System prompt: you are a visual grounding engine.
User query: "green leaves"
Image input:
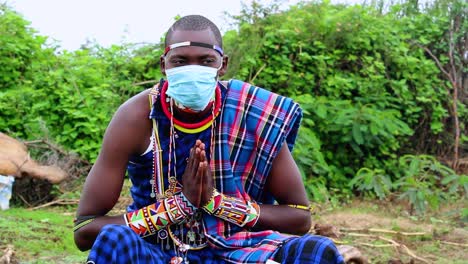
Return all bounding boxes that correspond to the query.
[393,155,466,215]
[223,0,466,211]
[352,122,364,145]
[0,5,47,90]
[0,5,163,162]
[349,168,392,200]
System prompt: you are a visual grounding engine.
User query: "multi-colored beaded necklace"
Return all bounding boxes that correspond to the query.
[149,81,220,263]
[160,81,222,134]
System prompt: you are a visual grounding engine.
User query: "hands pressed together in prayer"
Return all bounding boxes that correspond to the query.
[181,140,261,229]
[182,140,214,208]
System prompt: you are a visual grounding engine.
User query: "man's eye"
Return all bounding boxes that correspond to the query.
[172,60,185,65]
[203,59,215,65]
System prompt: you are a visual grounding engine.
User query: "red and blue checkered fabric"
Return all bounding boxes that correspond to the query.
[88,80,343,263]
[87,225,343,263]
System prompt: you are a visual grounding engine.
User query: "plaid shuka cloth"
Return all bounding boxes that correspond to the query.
[88,79,343,263]
[202,80,302,262]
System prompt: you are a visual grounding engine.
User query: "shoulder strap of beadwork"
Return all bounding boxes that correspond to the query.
[148,81,161,109]
[148,84,159,138]
[148,79,166,199]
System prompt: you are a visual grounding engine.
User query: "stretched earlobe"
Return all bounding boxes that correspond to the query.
[160,55,167,76]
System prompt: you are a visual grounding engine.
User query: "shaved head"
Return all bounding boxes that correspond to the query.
[165,15,223,48]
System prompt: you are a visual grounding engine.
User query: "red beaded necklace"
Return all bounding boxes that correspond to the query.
[160,81,221,129]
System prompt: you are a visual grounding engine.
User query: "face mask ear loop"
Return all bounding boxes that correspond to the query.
[217,59,223,71]
[215,56,224,80]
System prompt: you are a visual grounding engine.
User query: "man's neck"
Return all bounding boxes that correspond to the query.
[172,103,212,123]
[169,80,227,123]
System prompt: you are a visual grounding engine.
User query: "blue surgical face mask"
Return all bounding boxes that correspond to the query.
[165,64,221,111]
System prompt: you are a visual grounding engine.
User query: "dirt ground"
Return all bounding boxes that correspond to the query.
[314,199,467,263]
[2,190,464,264]
[109,195,467,263]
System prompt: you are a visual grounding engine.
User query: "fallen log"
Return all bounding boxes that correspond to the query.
[0,133,68,184]
[0,245,16,264]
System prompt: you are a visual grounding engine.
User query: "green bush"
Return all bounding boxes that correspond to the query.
[0,5,164,161]
[0,1,465,213]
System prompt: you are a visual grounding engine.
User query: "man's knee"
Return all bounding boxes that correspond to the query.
[95,224,136,245]
[309,235,342,261]
[303,235,344,263]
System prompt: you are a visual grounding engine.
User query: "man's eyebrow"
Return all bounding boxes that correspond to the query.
[198,54,218,59]
[167,54,187,59]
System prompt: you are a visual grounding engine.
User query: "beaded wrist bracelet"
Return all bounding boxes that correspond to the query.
[202,189,260,228]
[124,192,197,237]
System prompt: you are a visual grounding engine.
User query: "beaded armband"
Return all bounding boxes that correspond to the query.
[124,192,197,237]
[202,189,260,228]
[287,204,311,211]
[73,215,97,232]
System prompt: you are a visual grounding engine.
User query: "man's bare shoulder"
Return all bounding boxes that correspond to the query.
[114,88,153,123]
[103,88,154,154]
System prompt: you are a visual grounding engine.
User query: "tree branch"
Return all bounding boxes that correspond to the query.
[414,42,453,83]
[132,80,158,86]
[24,139,90,166]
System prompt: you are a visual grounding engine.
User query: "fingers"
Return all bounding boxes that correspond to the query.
[184,142,204,184]
[199,149,206,162]
[186,148,194,171]
[195,139,203,150]
[195,140,205,151]
[193,142,205,169]
[189,140,204,166]
[192,147,201,176]
[198,148,214,206]
[182,140,208,207]
[195,160,207,207]
[181,144,201,205]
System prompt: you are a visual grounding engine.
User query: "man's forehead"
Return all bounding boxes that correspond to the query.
[167,29,217,45]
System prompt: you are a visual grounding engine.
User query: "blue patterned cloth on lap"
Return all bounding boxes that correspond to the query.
[87,225,221,264]
[88,225,343,263]
[86,79,344,264]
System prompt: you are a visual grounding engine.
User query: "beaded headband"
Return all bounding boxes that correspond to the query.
[164,41,224,56]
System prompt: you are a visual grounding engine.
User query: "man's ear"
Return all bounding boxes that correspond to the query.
[218,55,229,77]
[160,55,166,76]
